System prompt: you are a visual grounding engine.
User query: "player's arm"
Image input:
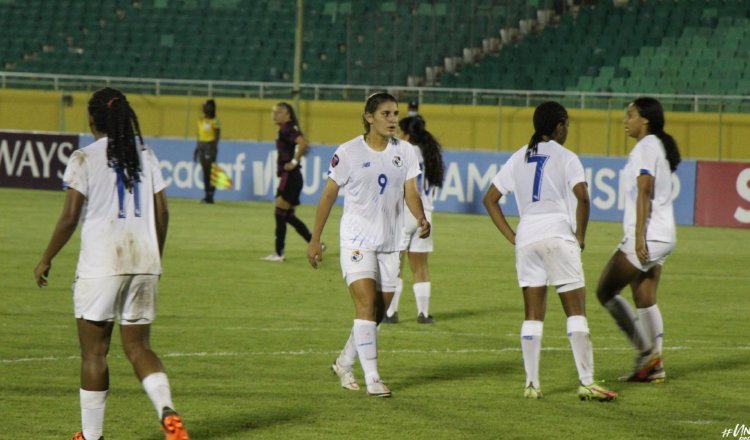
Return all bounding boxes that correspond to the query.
[308,177,339,268]
[572,181,590,251]
[635,173,654,264]
[154,190,169,257]
[34,188,85,287]
[285,134,309,171]
[482,184,515,246]
[405,176,430,238]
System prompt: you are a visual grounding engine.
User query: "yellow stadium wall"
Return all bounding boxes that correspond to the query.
[1,88,747,160]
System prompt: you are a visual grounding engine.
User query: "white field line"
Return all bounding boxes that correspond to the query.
[3,344,750,364]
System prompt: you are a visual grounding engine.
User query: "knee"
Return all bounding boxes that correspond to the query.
[122,342,151,364]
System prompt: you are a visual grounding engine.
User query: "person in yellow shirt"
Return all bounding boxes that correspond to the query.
[194,99,220,204]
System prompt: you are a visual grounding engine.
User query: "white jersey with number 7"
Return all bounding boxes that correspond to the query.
[491,140,587,248]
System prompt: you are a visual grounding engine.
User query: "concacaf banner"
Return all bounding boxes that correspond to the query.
[1,132,722,227]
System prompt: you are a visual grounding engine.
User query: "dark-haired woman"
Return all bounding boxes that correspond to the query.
[34,88,190,439]
[306,92,430,397]
[262,102,313,262]
[483,101,616,401]
[596,97,680,384]
[383,115,444,324]
[194,99,220,204]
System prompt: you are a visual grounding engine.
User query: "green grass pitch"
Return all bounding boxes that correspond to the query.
[1,187,748,439]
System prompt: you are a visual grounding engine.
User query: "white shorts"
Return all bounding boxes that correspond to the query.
[340,248,400,292]
[399,210,433,253]
[617,237,675,272]
[72,275,158,324]
[516,238,584,293]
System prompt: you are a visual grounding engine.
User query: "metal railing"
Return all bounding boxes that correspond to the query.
[1,71,748,113]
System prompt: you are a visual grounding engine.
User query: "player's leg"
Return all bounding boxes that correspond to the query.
[283,173,312,242]
[264,195,292,260]
[631,264,666,382]
[348,278,390,396]
[408,251,433,323]
[596,249,652,354]
[119,275,189,438]
[76,318,114,440]
[286,207,312,241]
[521,285,546,398]
[199,155,213,203]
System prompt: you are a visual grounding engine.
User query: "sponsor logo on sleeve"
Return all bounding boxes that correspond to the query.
[351,249,363,262]
[331,154,340,168]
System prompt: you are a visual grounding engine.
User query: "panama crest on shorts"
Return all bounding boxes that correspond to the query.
[392,155,403,167]
[351,249,363,262]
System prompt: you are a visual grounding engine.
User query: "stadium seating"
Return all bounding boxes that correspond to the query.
[0,0,748,100]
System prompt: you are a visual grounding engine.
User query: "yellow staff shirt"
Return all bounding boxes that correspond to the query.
[197,117,220,142]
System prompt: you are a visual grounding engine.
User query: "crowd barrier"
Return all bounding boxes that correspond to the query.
[2,130,748,228]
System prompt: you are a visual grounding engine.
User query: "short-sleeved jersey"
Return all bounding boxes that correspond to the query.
[62,137,167,278]
[622,134,676,243]
[197,116,220,142]
[328,136,421,252]
[276,122,302,176]
[491,140,586,248]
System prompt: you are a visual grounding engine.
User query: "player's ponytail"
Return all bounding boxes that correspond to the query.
[632,97,681,172]
[399,116,444,188]
[88,87,143,191]
[527,101,568,160]
[277,102,302,134]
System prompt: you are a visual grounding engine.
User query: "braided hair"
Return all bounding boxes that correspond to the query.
[276,102,302,133]
[88,87,144,191]
[526,101,568,160]
[632,97,681,172]
[399,116,444,188]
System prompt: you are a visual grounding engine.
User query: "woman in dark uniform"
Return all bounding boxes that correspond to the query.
[262,102,314,262]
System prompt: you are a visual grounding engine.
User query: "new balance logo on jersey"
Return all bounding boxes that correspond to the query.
[362,162,371,168]
[351,250,363,262]
[392,155,403,167]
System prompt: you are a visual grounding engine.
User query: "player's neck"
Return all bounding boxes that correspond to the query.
[364,133,389,151]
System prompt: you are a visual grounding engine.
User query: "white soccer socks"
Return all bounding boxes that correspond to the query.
[637,304,664,357]
[520,320,543,388]
[142,372,175,419]
[353,319,380,385]
[567,315,594,385]
[80,389,107,440]
[604,296,652,353]
[386,278,403,318]
[338,330,358,369]
[413,281,431,317]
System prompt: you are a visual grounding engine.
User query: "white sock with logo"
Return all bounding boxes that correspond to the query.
[521,320,544,388]
[353,319,379,385]
[567,315,594,385]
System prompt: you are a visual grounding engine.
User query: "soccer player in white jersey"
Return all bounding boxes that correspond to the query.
[382,115,445,324]
[596,97,680,384]
[307,92,431,397]
[34,88,190,440]
[483,101,616,401]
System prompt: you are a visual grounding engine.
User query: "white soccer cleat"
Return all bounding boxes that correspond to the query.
[331,359,359,391]
[366,378,392,397]
[261,252,285,262]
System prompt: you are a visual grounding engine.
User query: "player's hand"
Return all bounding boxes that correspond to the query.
[576,234,586,251]
[636,236,649,265]
[283,162,297,171]
[307,240,323,269]
[418,218,431,239]
[34,260,51,288]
